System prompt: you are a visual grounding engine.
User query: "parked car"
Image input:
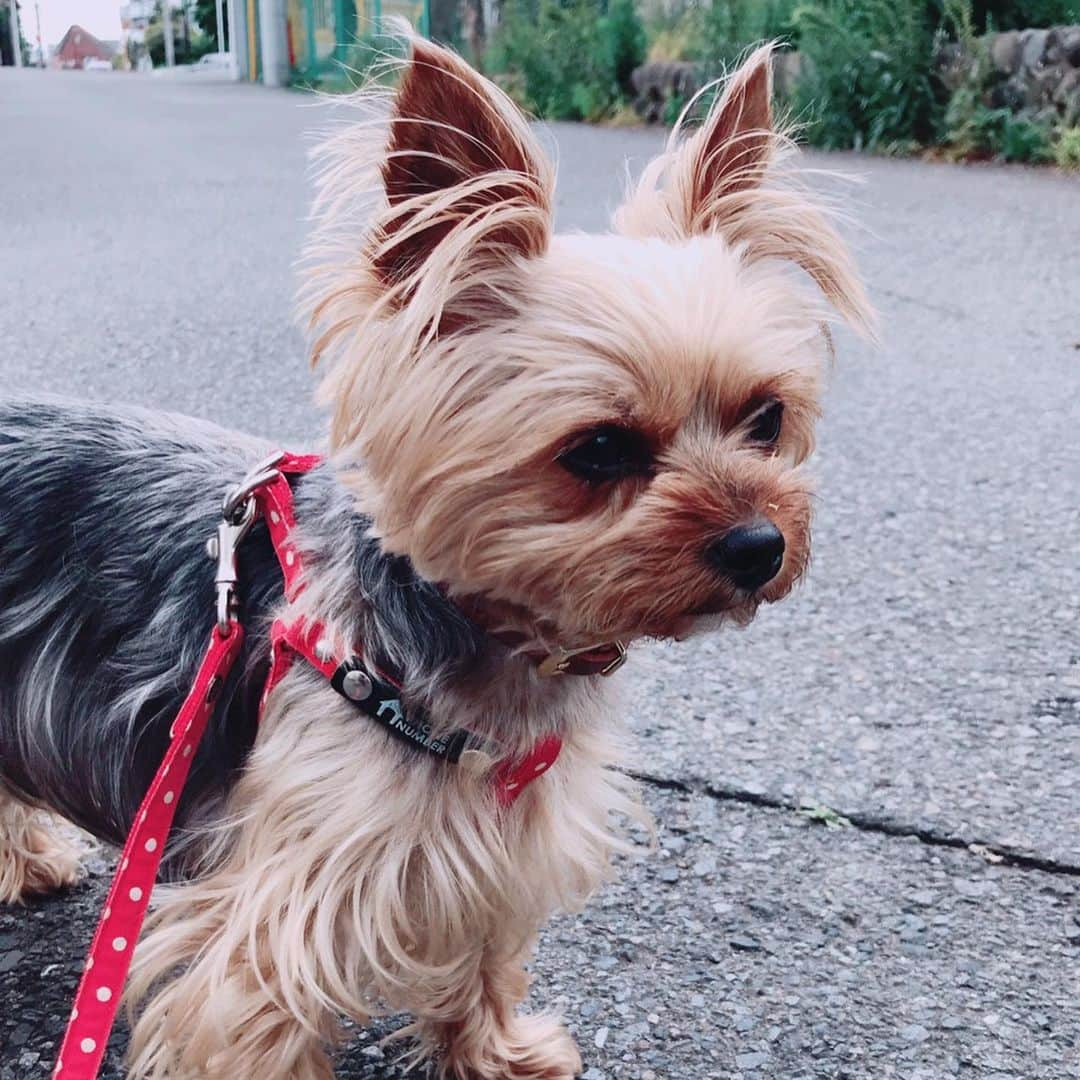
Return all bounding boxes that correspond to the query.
[83,57,113,71]
[192,52,233,73]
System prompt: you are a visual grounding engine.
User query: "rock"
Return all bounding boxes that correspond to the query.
[1054,67,1080,106]
[729,934,763,953]
[630,62,702,124]
[936,41,975,92]
[953,876,994,900]
[594,1025,609,1049]
[990,30,1022,75]
[735,1051,770,1070]
[1045,27,1067,64]
[1021,28,1050,72]
[0,951,23,975]
[773,51,803,98]
[658,866,680,884]
[991,76,1034,112]
[1063,27,1080,67]
[900,1023,931,1044]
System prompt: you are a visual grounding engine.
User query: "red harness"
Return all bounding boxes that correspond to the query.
[54,452,563,1079]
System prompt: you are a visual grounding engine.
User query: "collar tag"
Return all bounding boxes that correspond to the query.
[536,641,627,678]
[330,657,471,761]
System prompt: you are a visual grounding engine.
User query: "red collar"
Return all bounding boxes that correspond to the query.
[255,452,566,807]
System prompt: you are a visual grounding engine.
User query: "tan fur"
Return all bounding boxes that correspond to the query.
[0,784,84,903]
[117,32,875,1079]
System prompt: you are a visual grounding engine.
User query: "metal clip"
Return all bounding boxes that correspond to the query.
[207,497,257,637]
[221,450,286,524]
[207,453,286,637]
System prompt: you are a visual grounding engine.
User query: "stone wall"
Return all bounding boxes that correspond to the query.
[980,26,1080,125]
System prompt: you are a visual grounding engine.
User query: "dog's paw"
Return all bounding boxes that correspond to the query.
[504,1014,583,1079]
[439,1013,582,1080]
[0,815,84,903]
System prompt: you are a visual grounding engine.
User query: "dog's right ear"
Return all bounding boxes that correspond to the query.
[371,38,555,292]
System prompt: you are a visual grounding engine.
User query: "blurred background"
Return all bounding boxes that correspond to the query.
[3,0,1080,163]
[2,2,1079,1078]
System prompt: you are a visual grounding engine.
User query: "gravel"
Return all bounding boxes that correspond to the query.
[3,787,1079,1078]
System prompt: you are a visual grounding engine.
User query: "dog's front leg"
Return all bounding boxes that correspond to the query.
[412,944,582,1080]
[126,870,341,1080]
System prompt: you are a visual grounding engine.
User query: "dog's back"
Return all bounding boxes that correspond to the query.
[0,398,281,866]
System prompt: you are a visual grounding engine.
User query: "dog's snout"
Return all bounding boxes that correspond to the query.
[706,518,785,591]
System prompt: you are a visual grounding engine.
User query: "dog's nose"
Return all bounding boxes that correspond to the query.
[706,519,785,591]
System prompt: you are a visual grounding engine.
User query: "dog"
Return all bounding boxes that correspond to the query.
[0,35,873,1080]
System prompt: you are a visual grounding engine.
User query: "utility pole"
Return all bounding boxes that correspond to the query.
[8,0,23,66]
[34,0,43,65]
[215,0,225,52]
[257,0,287,87]
[162,0,175,66]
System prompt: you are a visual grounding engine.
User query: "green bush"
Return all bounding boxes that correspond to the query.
[487,0,646,121]
[944,83,1054,160]
[1053,126,1080,169]
[684,0,798,70]
[969,0,1080,30]
[791,0,945,151]
[643,0,797,68]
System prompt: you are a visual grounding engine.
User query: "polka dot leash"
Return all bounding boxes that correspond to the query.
[53,625,245,1080]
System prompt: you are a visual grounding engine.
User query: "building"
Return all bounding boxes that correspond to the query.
[52,25,116,68]
[120,0,155,47]
[229,0,428,86]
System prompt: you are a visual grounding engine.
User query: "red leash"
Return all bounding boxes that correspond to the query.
[54,451,561,1078]
[53,625,244,1078]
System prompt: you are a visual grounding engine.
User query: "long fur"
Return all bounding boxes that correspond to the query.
[0,34,873,1080]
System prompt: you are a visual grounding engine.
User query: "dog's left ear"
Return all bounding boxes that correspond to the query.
[371,37,555,292]
[617,45,877,338]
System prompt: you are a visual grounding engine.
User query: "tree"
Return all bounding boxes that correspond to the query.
[0,1,28,66]
[193,0,227,50]
[145,0,213,65]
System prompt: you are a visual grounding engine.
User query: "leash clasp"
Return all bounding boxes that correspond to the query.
[208,499,257,636]
[209,452,286,636]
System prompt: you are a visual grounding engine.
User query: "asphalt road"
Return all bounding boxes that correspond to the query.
[1,68,1078,1080]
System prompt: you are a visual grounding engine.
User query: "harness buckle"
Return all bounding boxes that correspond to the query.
[536,641,627,677]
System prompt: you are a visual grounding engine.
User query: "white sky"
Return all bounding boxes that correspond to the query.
[27,0,124,48]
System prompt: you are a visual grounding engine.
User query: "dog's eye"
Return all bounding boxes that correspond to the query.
[747,401,784,446]
[558,425,651,483]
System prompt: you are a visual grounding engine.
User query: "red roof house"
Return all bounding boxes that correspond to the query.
[53,25,115,69]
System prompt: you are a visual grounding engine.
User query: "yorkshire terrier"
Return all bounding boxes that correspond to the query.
[0,35,873,1080]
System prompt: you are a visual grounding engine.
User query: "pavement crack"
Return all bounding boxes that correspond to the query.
[627,769,1080,878]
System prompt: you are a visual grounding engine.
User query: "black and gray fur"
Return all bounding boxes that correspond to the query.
[0,397,485,875]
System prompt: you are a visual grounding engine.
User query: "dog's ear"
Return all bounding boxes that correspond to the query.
[617,45,775,240]
[671,44,775,235]
[371,38,554,291]
[616,45,877,338]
